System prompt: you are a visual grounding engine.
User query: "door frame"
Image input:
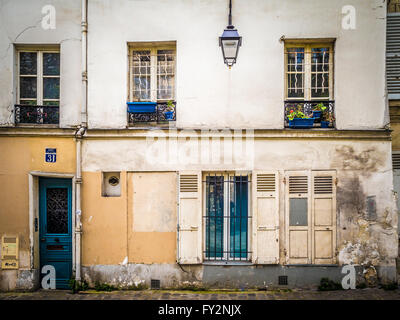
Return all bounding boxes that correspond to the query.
[28,172,75,285]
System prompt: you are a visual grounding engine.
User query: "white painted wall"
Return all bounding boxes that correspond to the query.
[87,0,387,130]
[0,0,81,127]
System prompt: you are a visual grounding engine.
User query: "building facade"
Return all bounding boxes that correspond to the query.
[0,0,398,291]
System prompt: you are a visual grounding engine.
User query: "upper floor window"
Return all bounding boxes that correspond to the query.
[285,43,334,100]
[129,44,176,102]
[15,49,60,125]
[18,50,60,106]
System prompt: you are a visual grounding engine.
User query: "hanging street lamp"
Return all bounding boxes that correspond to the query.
[219,0,242,68]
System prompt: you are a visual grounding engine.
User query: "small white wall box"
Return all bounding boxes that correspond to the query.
[102,172,121,197]
[1,236,19,269]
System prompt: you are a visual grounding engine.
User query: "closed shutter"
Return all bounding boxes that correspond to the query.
[285,172,311,264]
[177,171,202,264]
[252,172,280,264]
[387,13,400,99]
[311,171,337,264]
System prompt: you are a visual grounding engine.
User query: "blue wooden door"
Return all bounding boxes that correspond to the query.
[39,178,72,289]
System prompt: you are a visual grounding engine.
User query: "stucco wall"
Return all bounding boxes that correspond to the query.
[0,0,81,128]
[0,136,76,290]
[87,0,387,130]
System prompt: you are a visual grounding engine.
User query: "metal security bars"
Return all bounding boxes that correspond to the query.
[15,104,59,124]
[203,173,251,262]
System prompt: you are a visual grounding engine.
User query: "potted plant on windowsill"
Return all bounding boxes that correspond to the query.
[288,109,315,128]
[312,103,327,121]
[163,100,174,120]
[320,110,333,128]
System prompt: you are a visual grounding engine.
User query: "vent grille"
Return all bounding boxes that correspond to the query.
[289,176,308,194]
[387,14,400,96]
[278,276,288,285]
[393,153,400,170]
[179,174,198,192]
[314,176,333,194]
[257,174,275,192]
[151,279,160,290]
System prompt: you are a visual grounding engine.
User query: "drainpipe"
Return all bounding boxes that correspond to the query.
[75,0,88,282]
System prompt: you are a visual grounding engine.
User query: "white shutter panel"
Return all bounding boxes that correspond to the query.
[311,171,337,264]
[387,13,400,99]
[177,171,202,264]
[252,171,279,264]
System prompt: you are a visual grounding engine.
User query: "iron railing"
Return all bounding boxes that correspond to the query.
[203,173,251,262]
[128,101,176,125]
[15,104,59,125]
[284,100,335,128]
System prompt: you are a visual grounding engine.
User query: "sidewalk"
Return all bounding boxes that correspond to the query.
[1,288,400,300]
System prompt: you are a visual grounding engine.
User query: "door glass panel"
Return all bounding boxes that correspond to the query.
[229,176,248,259]
[289,198,308,226]
[205,176,224,258]
[46,188,68,234]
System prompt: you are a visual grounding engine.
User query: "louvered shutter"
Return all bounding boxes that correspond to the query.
[393,152,400,170]
[311,171,337,264]
[252,172,279,264]
[285,172,311,264]
[387,13,400,99]
[177,172,202,264]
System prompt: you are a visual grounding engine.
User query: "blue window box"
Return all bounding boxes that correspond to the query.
[288,118,315,129]
[127,102,156,113]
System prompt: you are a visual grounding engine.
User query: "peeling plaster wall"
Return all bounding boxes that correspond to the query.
[0,0,81,127]
[88,0,387,129]
[80,137,398,286]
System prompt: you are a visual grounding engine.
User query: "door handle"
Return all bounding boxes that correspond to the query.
[40,238,45,242]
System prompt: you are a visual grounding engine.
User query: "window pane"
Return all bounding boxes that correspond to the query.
[43,53,60,75]
[289,198,308,226]
[288,74,304,98]
[20,77,37,98]
[19,100,37,105]
[157,50,175,100]
[287,48,304,72]
[43,78,60,99]
[229,176,248,259]
[43,100,59,106]
[20,52,37,75]
[132,51,151,100]
[311,73,329,98]
[205,176,224,259]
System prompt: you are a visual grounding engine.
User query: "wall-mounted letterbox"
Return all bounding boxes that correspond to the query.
[1,236,19,269]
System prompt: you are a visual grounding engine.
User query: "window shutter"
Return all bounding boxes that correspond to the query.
[311,171,337,264]
[177,171,202,264]
[387,13,400,99]
[252,172,279,264]
[285,171,311,264]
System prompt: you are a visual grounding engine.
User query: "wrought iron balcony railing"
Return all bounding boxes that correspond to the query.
[284,100,335,128]
[128,101,176,126]
[15,104,59,125]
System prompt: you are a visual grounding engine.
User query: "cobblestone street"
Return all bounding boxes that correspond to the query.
[1,288,400,300]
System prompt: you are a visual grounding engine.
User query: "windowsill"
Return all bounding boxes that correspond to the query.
[203,261,253,266]
[285,264,339,267]
[127,121,176,129]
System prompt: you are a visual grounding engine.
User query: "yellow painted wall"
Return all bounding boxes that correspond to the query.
[391,122,400,150]
[0,136,76,269]
[81,171,177,266]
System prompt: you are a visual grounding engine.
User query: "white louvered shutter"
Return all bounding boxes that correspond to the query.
[177,172,202,264]
[387,13,400,99]
[252,172,279,264]
[311,171,337,264]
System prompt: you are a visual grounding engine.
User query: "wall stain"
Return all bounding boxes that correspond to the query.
[333,145,384,173]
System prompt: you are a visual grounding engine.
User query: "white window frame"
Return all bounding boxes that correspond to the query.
[285,42,334,101]
[17,49,60,106]
[128,43,176,103]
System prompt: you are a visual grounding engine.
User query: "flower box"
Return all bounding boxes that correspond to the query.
[164,111,174,120]
[288,118,315,129]
[127,102,157,113]
[321,121,330,128]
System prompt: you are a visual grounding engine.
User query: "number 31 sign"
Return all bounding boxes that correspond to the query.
[45,148,57,163]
